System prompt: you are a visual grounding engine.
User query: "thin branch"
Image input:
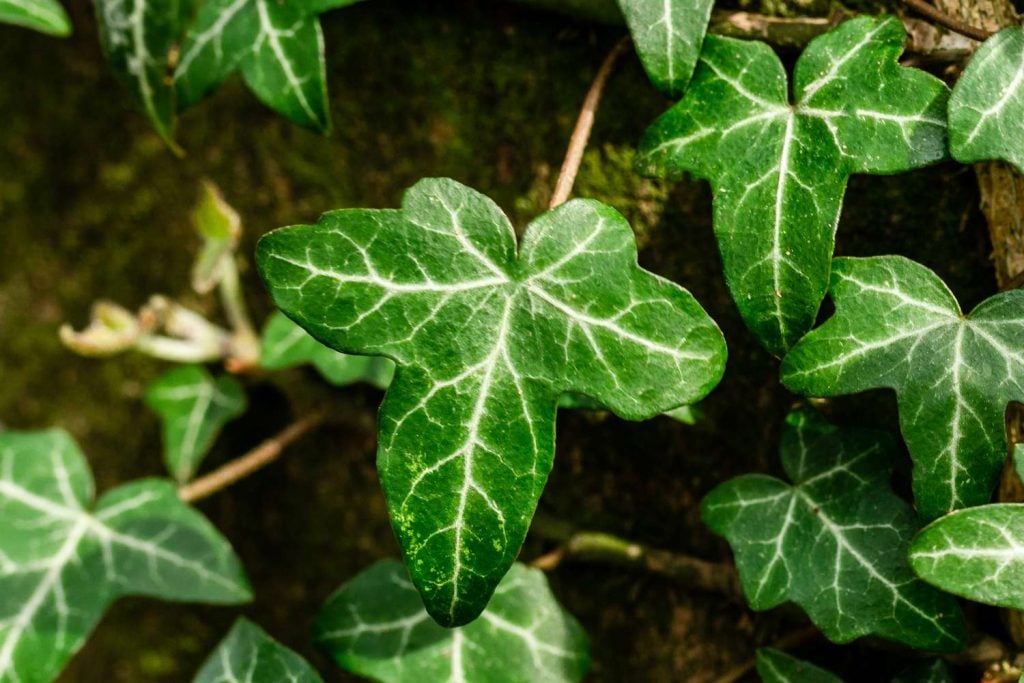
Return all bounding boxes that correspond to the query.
[179,412,326,503]
[549,36,631,209]
[900,0,993,42]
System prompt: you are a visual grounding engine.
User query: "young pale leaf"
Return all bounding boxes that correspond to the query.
[781,256,1024,519]
[192,180,242,295]
[756,649,842,683]
[175,0,362,132]
[618,0,714,98]
[948,27,1024,173]
[909,504,1024,610]
[637,17,949,355]
[94,0,185,149]
[261,311,394,389]
[0,0,70,36]
[0,429,251,682]
[702,409,965,651]
[257,177,726,626]
[194,619,322,683]
[314,559,589,683]
[145,365,248,483]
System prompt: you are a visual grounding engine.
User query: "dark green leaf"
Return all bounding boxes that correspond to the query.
[0,0,70,35]
[756,649,842,683]
[618,0,713,97]
[194,619,321,683]
[891,659,954,683]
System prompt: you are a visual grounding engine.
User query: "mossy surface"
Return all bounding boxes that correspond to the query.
[0,1,994,681]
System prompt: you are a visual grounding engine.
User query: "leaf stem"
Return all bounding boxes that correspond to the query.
[179,412,326,503]
[900,0,993,42]
[218,259,261,371]
[549,36,631,209]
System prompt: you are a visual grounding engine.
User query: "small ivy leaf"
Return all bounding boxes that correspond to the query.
[891,659,955,683]
[145,365,248,483]
[313,559,589,683]
[618,0,714,98]
[175,0,363,132]
[192,180,242,295]
[0,429,251,682]
[194,618,322,683]
[261,311,394,389]
[756,648,842,683]
[94,0,185,151]
[0,0,71,36]
[257,177,726,626]
[637,17,949,355]
[702,409,965,651]
[948,27,1024,173]
[781,256,1024,519]
[909,504,1024,610]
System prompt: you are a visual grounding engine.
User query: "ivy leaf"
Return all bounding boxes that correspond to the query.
[194,619,321,683]
[1014,443,1024,485]
[261,311,394,389]
[175,0,362,132]
[257,177,726,626]
[556,391,700,424]
[313,559,589,683]
[702,409,965,651]
[0,429,251,682]
[756,649,842,683]
[191,180,242,295]
[145,365,248,483]
[947,27,1024,173]
[0,0,71,36]
[637,17,949,355]
[618,0,714,98]
[94,0,186,150]
[781,256,1024,519]
[892,660,955,683]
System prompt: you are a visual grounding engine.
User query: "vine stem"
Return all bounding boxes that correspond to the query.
[900,0,993,42]
[179,412,326,503]
[549,36,631,209]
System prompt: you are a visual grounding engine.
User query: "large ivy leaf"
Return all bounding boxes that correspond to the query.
[637,17,949,355]
[702,409,965,651]
[781,256,1024,519]
[314,559,589,683]
[756,648,841,683]
[194,619,321,683]
[0,0,70,36]
[174,0,362,132]
[0,429,251,682]
[94,0,186,149]
[618,0,714,98]
[948,27,1024,173]
[145,365,248,483]
[257,177,726,626]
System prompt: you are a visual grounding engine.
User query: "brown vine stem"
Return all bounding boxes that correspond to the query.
[900,0,993,42]
[549,36,631,209]
[179,412,326,503]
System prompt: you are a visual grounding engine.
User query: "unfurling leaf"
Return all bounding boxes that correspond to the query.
[175,0,363,132]
[0,0,70,36]
[257,178,726,626]
[637,17,949,355]
[618,0,714,98]
[261,311,394,389]
[192,180,242,295]
[782,256,1024,519]
[756,648,842,683]
[948,27,1024,173]
[0,430,251,683]
[314,559,589,683]
[194,619,322,683]
[702,409,965,651]
[145,365,247,483]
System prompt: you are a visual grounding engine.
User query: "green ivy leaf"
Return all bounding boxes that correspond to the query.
[194,619,321,683]
[909,503,1024,610]
[556,391,700,424]
[637,17,949,355]
[260,311,394,389]
[781,256,1024,519]
[0,0,70,36]
[892,659,955,683]
[1014,443,1024,485]
[0,429,251,682]
[618,0,713,98]
[175,0,362,132]
[756,648,842,683]
[145,365,248,483]
[702,409,965,651]
[95,0,186,150]
[948,27,1024,173]
[314,559,589,682]
[191,180,242,295]
[257,177,726,626]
